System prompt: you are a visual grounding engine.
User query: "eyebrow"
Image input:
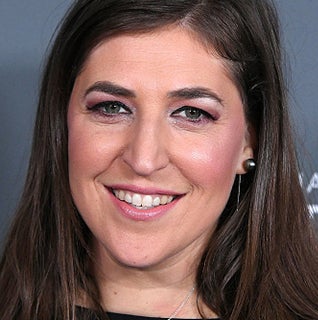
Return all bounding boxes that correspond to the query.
[85,81,223,105]
[85,81,136,98]
[168,87,223,105]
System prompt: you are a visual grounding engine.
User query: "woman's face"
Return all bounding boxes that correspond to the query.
[67,27,253,270]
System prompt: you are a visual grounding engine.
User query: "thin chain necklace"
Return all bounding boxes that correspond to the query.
[167,286,196,320]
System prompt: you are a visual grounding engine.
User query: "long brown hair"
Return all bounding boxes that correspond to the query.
[1,0,317,319]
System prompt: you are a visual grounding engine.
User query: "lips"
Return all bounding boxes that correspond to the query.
[107,186,182,221]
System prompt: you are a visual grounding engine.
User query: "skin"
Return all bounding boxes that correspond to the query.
[68,26,253,318]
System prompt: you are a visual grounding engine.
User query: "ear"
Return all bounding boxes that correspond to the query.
[236,124,256,174]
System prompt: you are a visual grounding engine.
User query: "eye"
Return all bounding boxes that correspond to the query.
[171,106,215,122]
[88,101,131,115]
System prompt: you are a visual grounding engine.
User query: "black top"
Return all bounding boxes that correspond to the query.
[76,306,221,320]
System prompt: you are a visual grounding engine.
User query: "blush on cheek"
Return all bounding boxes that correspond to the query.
[184,135,243,188]
[189,154,231,189]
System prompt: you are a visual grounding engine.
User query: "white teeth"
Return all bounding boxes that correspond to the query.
[153,197,161,206]
[124,193,132,204]
[132,194,142,206]
[142,195,153,207]
[113,189,176,209]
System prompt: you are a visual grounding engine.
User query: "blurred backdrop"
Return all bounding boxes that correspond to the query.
[0,0,317,244]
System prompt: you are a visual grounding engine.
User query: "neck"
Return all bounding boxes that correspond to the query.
[85,240,218,319]
[91,240,201,318]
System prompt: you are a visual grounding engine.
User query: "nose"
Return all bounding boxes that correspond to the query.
[122,119,169,176]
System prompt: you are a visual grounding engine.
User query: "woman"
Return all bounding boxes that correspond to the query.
[0,0,317,319]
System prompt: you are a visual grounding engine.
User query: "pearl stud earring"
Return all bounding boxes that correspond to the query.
[244,158,256,172]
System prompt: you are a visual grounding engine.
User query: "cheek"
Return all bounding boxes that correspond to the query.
[68,120,119,180]
[68,130,97,177]
[174,127,245,189]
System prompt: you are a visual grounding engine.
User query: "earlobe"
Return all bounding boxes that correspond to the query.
[237,124,256,174]
[236,153,255,174]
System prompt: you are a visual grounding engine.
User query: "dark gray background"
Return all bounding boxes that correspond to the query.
[1,0,317,243]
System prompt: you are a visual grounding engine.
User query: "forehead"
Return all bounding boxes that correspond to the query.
[77,27,237,94]
[81,26,229,70]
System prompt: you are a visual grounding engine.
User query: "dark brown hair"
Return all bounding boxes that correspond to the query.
[1,0,317,319]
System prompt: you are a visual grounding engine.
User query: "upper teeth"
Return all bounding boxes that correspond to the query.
[113,189,175,209]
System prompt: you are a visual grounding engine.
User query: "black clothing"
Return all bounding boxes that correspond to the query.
[76,306,221,320]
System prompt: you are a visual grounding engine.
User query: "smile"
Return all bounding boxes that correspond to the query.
[112,189,175,209]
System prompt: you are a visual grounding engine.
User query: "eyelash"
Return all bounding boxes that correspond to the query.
[87,101,131,116]
[87,101,217,124]
[171,106,217,123]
